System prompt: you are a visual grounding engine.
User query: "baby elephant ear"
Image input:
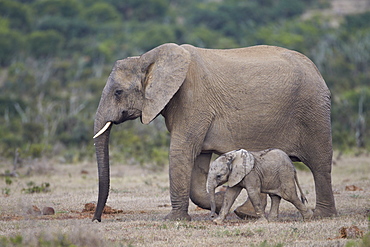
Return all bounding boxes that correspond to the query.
[228,149,255,187]
[241,149,254,175]
[224,150,237,163]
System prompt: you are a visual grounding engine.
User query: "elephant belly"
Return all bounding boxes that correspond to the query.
[201,119,288,155]
[201,130,234,155]
[261,189,281,197]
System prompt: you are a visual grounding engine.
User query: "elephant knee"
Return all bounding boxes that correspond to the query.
[190,188,209,209]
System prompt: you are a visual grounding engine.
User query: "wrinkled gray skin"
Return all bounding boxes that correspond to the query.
[207,149,313,224]
[92,43,335,222]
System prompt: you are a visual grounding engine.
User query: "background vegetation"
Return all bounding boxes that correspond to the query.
[0,0,369,167]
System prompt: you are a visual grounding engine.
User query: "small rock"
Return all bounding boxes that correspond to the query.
[27,205,41,215]
[103,205,123,214]
[82,203,122,214]
[82,203,96,212]
[42,207,55,215]
[345,185,363,191]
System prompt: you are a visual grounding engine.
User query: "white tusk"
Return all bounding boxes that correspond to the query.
[93,122,112,139]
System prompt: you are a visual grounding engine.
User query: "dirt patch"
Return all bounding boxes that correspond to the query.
[82,202,123,214]
[340,226,364,239]
[345,185,364,191]
[0,155,369,246]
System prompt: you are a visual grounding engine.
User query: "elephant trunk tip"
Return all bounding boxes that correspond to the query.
[92,217,101,222]
[92,214,102,222]
[210,212,217,218]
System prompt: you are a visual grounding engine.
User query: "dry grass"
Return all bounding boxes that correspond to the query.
[0,154,369,247]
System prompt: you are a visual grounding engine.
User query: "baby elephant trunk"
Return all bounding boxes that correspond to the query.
[209,190,217,218]
[207,178,217,218]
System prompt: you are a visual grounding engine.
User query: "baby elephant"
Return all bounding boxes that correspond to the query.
[206,148,313,224]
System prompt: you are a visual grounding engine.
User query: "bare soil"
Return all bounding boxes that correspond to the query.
[0,154,369,246]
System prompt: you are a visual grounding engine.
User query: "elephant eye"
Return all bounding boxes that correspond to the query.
[216,175,221,179]
[115,90,123,97]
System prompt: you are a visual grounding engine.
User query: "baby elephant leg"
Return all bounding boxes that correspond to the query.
[213,186,242,224]
[284,194,313,220]
[268,195,281,221]
[246,188,268,221]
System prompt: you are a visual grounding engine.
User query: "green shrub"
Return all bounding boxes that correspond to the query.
[28,30,64,58]
[0,29,24,66]
[22,182,50,194]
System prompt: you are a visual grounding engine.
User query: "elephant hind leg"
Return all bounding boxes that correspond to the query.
[190,153,225,212]
[310,169,337,217]
[268,195,281,221]
[234,193,267,219]
[299,147,337,217]
[284,194,313,220]
[297,116,337,218]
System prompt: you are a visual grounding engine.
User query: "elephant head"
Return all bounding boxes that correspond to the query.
[92,44,191,222]
[206,149,254,218]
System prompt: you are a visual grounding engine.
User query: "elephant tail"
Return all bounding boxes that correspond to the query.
[294,171,308,204]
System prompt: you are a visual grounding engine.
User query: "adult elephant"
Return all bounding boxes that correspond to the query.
[92,43,336,222]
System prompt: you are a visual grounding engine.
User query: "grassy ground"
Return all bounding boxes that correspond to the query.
[0,153,369,247]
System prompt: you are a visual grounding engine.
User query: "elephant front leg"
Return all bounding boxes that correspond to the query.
[164,150,194,221]
[245,186,267,221]
[164,120,212,220]
[213,186,242,224]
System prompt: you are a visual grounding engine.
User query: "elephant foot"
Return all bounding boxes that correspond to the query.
[212,217,224,225]
[234,207,260,220]
[164,210,191,221]
[313,206,337,218]
[302,209,313,221]
[267,215,279,222]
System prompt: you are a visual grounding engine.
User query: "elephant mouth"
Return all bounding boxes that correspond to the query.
[115,110,141,124]
[94,110,141,139]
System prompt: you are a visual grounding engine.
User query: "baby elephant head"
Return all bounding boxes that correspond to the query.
[206,149,255,217]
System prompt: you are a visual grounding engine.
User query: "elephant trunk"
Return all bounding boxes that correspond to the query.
[92,119,112,222]
[206,177,217,218]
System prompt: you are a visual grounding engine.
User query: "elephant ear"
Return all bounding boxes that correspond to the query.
[228,149,255,187]
[139,43,191,124]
